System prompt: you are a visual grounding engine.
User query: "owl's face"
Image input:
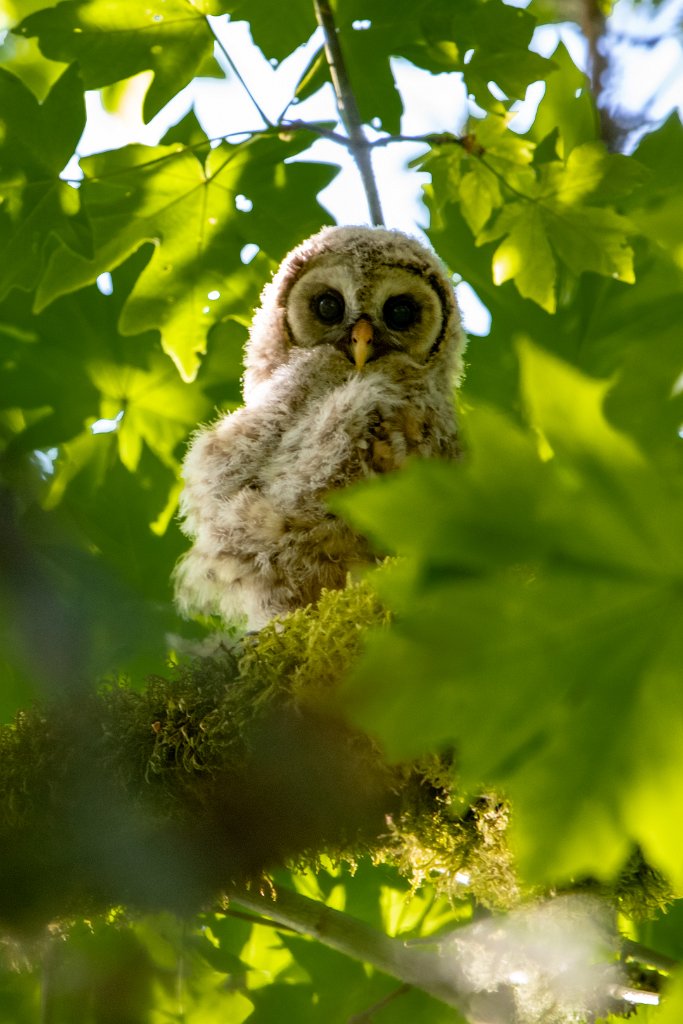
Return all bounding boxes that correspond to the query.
[285,251,447,368]
[244,226,463,396]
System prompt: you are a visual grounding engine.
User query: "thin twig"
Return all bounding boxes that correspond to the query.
[347,983,412,1023]
[208,21,273,128]
[281,118,354,147]
[275,38,325,124]
[622,939,679,975]
[51,126,461,192]
[312,0,384,225]
[369,131,471,151]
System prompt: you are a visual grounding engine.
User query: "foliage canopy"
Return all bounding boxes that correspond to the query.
[0,0,682,1020]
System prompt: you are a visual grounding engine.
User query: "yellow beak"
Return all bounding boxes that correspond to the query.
[350,320,374,369]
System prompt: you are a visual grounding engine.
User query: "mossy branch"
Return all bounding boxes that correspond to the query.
[0,580,514,929]
[0,576,673,1015]
[313,0,384,225]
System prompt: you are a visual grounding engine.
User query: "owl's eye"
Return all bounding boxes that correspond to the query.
[312,290,345,325]
[383,294,419,331]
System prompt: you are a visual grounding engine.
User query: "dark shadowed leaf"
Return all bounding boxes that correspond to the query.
[0,64,90,300]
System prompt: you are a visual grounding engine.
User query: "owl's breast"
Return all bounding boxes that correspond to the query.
[259,368,448,515]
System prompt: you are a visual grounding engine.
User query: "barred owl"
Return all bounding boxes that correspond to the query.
[174,226,465,630]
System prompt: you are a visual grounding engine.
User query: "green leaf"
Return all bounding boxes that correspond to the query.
[481,203,557,312]
[88,350,210,471]
[333,0,411,135]
[336,345,683,886]
[35,135,336,380]
[217,0,317,63]
[530,42,598,158]
[626,115,683,272]
[594,252,683,466]
[0,287,111,457]
[475,154,637,310]
[507,578,683,884]
[651,972,683,1024]
[418,108,535,238]
[458,164,502,235]
[541,205,635,284]
[15,0,223,121]
[0,247,184,460]
[515,340,682,581]
[452,1,555,106]
[539,141,647,204]
[296,0,557,136]
[0,64,90,300]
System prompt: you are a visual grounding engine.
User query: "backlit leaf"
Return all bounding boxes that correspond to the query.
[483,203,557,312]
[451,1,555,106]
[336,345,683,886]
[15,0,224,120]
[35,134,335,380]
[530,42,598,158]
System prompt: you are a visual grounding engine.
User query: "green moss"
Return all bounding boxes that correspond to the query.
[0,573,672,931]
[237,573,390,704]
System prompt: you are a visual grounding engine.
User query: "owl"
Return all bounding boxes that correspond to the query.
[174,226,466,630]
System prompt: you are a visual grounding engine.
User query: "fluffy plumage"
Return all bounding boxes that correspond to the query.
[174,226,466,629]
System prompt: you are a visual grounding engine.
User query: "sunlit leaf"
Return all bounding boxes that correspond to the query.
[35,135,335,380]
[89,351,210,471]
[15,0,224,120]
[652,972,683,1024]
[546,204,635,282]
[336,345,683,886]
[458,164,501,234]
[539,141,646,204]
[482,203,557,311]
[530,42,598,158]
[475,144,638,310]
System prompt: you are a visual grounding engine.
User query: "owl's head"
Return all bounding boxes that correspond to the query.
[244,226,465,397]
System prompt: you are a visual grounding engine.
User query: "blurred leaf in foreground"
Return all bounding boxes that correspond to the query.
[334,343,683,887]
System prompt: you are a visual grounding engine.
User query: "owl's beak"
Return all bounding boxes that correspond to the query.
[350,320,374,369]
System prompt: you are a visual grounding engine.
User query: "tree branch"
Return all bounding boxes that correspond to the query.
[226,883,467,1011]
[622,940,678,975]
[312,0,384,226]
[580,0,622,151]
[227,885,667,1020]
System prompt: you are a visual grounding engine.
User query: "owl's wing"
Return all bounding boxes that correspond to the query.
[179,407,264,536]
[173,402,281,624]
[178,349,334,533]
[265,371,428,511]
